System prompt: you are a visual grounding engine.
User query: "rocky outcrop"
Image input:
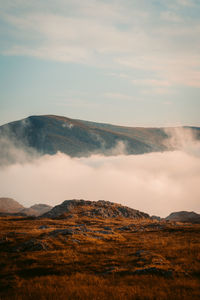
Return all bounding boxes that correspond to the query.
[41,199,150,219]
[165,211,200,223]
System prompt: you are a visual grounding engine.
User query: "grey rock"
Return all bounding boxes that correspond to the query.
[39,225,49,229]
[103,226,112,231]
[117,225,132,231]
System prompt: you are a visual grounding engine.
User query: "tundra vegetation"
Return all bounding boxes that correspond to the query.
[0,211,200,299]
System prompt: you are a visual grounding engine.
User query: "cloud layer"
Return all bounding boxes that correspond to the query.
[0,141,199,217]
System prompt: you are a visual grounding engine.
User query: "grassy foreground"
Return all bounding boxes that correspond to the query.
[0,216,200,299]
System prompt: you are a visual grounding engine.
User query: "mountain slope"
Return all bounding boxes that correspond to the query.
[0,115,199,164]
[21,204,52,216]
[0,198,24,213]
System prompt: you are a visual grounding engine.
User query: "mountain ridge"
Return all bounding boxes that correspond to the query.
[1,115,199,165]
[20,204,52,217]
[1,196,200,222]
[0,198,52,216]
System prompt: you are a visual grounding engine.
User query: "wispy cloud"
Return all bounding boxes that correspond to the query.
[1,0,200,89]
[160,11,183,22]
[104,92,133,101]
[176,0,195,6]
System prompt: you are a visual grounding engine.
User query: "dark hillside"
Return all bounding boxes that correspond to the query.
[0,115,199,162]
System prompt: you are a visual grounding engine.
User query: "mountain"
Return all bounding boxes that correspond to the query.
[0,197,24,213]
[0,115,199,164]
[165,211,200,223]
[41,199,150,219]
[21,204,52,216]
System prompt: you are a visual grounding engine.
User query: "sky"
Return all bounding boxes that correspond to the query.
[0,0,200,126]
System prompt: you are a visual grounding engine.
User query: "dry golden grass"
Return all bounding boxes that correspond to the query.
[0,216,199,299]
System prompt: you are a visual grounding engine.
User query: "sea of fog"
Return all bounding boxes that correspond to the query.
[0,128,200,217]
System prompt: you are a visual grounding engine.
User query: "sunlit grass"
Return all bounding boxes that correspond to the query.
[0,216,200,299]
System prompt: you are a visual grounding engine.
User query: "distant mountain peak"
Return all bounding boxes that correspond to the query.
[20,204,52,216]
[0,197,24,213]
